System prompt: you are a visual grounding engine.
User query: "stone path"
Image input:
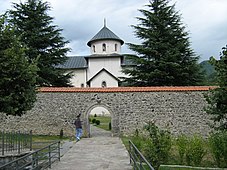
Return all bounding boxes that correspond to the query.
[50,125,132,170]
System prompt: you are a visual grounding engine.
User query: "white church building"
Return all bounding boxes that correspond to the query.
[58,24,133,87]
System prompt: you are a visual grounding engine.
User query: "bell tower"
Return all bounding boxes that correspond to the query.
[87,20,124,55]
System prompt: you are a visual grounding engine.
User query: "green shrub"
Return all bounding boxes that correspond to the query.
[209,133,222,167]
[185,147,193,166]
[185,135,206,166]
[222,132,227,167]
[59,129,63,139]
[131,135,145,151]
[92,118,96,124]
[109,122,111,130]
[176,134,188,164]
[142,122,172,169]
[95,120,100,125]
[135,128,139,137]
[209,131,227,167]
[125,128,227,168]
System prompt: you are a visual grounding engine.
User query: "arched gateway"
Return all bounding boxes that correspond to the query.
[84,103,114,137]
[0,86,215,138]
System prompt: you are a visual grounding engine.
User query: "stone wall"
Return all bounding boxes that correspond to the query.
[0,87,213,137]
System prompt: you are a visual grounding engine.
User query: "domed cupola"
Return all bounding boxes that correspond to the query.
[87,22,124,55]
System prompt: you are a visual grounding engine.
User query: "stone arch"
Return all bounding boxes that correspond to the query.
[83,103,116,137]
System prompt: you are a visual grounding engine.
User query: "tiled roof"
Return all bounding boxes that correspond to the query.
[38,86,217,93]
[56,56,87,69]
[85,53,122,58]
[87,26,124,47]
[55,55,134,69]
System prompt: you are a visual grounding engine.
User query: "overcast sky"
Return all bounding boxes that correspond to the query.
[1,0,227,61]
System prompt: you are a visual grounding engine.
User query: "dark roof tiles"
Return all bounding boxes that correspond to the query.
[87,26,124,46]
[56,56,87,69]
[56,55,134,69]
[85,53,122,58]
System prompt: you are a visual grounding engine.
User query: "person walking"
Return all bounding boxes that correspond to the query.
[74,113,82,141]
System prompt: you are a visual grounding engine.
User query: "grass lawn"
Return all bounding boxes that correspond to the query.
[121,136,132,150]
[32,135,68,142]
[32,135,70,150]
[89,115,111,131]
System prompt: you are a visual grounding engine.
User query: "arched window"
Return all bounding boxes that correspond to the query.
[93,45,96,52]
[102,43,106,52]
[81,83,84,88]
[115,44,117,51]
[101,81,107,87]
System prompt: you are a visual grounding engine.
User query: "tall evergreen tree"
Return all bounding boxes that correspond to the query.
[122,0,203,86]
[0,15,38,116]
[9,0,71,86]
[205,46,227,131]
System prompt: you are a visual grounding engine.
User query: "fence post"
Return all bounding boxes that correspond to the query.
[32,154,35,168]
[2,131,4,155]
[30,130,32,151]
[35,152,39,167]
[49,145,51,168]
[140,155,143,169]
[5,131,8,153]
[18,131,21,154]
[58,141,61,161]
[21,131,23,152]
[129,140,131,164]
[32,151,38,169]
[10,131,13,152]
[12,131,15,153]
[16,159,19,170]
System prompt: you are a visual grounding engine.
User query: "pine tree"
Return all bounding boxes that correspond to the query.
[0,15,38,116]
[122,0,203,86]
[9,0,71,86]
[205,46,227,131]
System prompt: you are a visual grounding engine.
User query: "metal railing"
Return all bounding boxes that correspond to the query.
[0,141,61,170]
[0,130,32,156]
[129,140,155,170]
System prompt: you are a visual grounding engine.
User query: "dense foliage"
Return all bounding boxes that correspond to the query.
[122,0,203,86]
[200,60,217,85]
[205,46,227,131]
[9,0,71,86]
[144,122,172,169]
[131,122,172,169]
[129,125,227,168]
[188,136,206,166]
[209,131,227,167]
[0,15,38,116]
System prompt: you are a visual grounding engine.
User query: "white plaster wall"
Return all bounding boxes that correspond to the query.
[90,40,121,54]
[68,69,87,87]
[90,71,118,87]
[87,57,125,80]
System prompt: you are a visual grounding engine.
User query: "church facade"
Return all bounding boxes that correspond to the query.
[58,24,132,87]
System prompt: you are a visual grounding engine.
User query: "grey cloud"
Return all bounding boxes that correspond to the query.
[1,0,227,61]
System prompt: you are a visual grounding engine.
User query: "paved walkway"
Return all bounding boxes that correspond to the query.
[51,125,132,170]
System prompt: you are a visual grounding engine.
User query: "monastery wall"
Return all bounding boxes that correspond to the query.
[0,87,215,137]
